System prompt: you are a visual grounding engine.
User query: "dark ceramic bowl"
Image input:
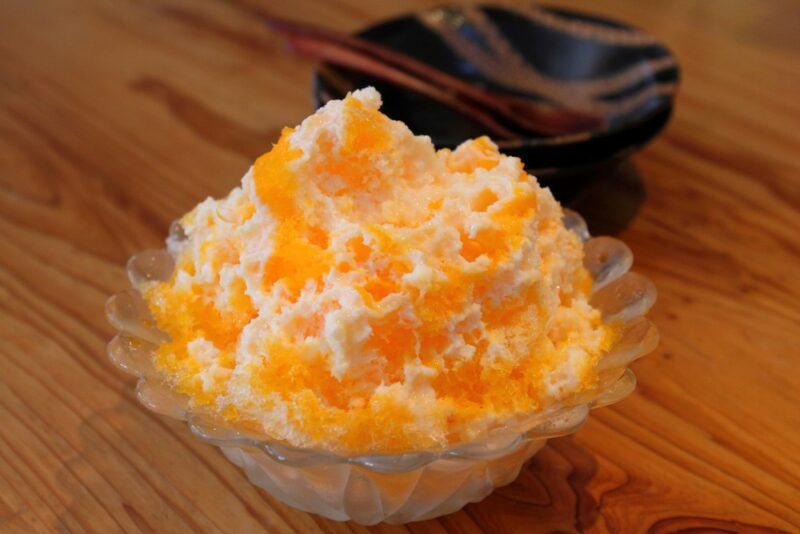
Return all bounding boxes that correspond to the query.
[312,4,678,186]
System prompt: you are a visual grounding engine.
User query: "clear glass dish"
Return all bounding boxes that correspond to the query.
[106,209,657,525]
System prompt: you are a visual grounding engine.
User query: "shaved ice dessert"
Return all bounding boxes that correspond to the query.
[140,87,618,454]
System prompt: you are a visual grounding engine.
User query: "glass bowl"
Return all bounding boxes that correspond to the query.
[106,210,657,525]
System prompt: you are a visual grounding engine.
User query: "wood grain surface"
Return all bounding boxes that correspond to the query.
[1,0,799,532]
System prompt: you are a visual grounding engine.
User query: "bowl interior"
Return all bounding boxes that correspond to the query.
[313,4,678,175]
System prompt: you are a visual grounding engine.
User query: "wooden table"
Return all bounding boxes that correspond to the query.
[1,1,798,532]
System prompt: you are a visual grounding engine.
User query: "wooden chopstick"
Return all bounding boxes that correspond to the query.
[285,34,518,140]
[264,15,606,136]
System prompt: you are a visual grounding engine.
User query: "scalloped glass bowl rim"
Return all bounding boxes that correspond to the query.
[106,209,657,473]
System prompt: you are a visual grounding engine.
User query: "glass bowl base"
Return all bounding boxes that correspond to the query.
[221,439,547,525]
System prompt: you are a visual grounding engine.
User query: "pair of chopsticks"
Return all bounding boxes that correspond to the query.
[263,16,607,140]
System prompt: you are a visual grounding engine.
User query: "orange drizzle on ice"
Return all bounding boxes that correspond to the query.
[142,89,615,453]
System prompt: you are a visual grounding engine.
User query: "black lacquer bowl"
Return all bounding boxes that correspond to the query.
[313,4,678,185]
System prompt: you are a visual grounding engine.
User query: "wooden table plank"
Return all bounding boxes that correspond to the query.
[1,0,798,532]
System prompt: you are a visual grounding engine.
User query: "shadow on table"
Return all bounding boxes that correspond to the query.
[548,160,646,236]
[436,436,601,532]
